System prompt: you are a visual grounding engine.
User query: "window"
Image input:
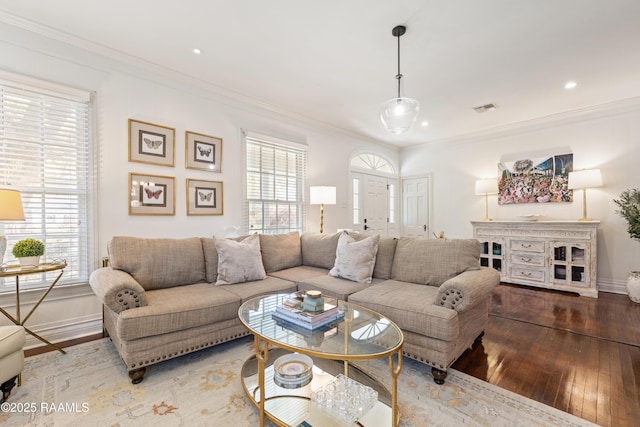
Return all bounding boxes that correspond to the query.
[352,177,361,225]
[243,131,306,234]
[0,72,92,290]
[388,183,396,224]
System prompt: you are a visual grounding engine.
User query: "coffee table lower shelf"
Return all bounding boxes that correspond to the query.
[241,347,395,427]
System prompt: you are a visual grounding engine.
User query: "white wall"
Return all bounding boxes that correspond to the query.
[401,102,640,293]
[0,22,398,346]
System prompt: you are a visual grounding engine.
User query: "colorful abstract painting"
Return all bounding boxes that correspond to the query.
[498,153,573,204]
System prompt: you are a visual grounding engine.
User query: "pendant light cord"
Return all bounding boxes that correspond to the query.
[396,33,402,98]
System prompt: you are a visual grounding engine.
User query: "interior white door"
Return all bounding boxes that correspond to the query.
[402,176,430,236]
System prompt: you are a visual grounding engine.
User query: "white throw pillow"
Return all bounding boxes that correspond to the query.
[329,232,380,283]
[215,233,266,285]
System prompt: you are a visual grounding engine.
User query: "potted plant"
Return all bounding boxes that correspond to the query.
[613,188,640,302]
[12,238,45,269]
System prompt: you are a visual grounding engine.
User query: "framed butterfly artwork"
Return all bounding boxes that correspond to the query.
[128,119,175,167]
[186,179,223,215]
[185,131,222,172]
[129,172,176,215]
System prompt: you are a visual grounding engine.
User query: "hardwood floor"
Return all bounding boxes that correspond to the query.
[24,283,640,426]
[453,283,640,427]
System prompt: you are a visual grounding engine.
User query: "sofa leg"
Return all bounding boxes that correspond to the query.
[432,368,447,385]
[1,375,18,403]
[128,367,146,384]
[475,331,485,343]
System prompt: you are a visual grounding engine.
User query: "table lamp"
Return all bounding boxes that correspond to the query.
[568,169,602,221]
[0,188,26,265]
[475,178,498,221]
[310,186,336,234]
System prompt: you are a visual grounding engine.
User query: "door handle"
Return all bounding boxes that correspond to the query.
[423,224,427,232]
[364,224,369,230]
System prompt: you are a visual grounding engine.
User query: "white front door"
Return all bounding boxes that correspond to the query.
[402,175,430,236]
[352,172,397,236]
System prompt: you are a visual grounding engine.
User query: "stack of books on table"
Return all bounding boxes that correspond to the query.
[272,302,344,331]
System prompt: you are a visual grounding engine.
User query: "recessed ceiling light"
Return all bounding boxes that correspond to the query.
[421,121,429,127]
[564,81,577,89]
[192,48,201,55]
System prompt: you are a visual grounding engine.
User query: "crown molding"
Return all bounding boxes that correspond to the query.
[0,11,394,150]
[404,96,640,151]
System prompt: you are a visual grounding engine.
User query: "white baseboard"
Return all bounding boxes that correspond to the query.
[23,314,103,350]
[597,279,627,295]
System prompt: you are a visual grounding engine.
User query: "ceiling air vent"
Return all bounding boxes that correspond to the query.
[473,103,498,113]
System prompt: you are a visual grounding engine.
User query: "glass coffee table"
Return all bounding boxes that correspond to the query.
[238,293,403,427]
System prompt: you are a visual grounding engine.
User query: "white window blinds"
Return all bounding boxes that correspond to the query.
[0,74,92,290]
[243,131,306,234]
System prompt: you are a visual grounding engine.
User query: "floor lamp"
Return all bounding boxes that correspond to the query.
[568,169,602,221]
[475,178,498,221]
[0,188,26,265]
[310,186,336,234]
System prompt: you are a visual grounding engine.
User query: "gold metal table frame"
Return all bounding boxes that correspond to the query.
[0,261,68,354]
[238,294,404,427]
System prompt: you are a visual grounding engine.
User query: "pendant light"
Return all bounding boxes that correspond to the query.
[380,25,420,134]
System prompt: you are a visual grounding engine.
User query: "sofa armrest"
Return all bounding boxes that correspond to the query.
[89,267,148,314]
[435,267,499,312]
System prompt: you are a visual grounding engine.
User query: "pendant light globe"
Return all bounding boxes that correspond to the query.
[380,96,420,134]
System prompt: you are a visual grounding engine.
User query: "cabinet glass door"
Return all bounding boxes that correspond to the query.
[551,242,588,286]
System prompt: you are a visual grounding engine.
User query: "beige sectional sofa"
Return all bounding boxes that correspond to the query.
[89,231,499,384]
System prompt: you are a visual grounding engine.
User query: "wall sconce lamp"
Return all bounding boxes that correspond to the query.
[310,186,336,234]
[475,178,498,221]
[0,188,26,265]
[568,169,603,221]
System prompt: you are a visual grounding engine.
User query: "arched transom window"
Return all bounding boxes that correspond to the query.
[350,153,395,174]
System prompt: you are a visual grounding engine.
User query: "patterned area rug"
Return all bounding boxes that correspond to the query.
[1,337,596,426]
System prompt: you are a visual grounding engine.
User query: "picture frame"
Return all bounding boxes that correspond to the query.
[186,179,223,215]
[185,131,222,172]
[129,119,175,167]
[129,172,176,215]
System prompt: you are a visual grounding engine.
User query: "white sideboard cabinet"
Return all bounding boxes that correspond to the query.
[471,220,599,297]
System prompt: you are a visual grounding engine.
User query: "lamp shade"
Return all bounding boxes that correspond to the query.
[475,178,499,195]
[310,186,336,205]
[568,169,603,190]
[380,97,420,134]
[0,189,26,221]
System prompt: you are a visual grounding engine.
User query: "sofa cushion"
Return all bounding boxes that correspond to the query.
[215,234,266,285]
[219,276,297,303]
[297,275,382,301]
[301,232,340,269]
[117,283,240,340]
[391,238,480,286]
[259,232,302,273]
[108,236,206,291]
[267,265,328,282]
[348,280,459,341]
[347,233,397,279]
[329,233,379,283]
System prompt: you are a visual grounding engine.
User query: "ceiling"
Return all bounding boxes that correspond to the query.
[1,0,640,147]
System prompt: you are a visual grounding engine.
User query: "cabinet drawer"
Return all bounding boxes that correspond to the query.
[509,239,545,253]
[510,252,545,266]
[510,266,545,282]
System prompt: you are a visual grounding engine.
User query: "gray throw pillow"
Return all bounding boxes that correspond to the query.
[215,233,266,285]
[259,232,302,273]
[329,232,380,283]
